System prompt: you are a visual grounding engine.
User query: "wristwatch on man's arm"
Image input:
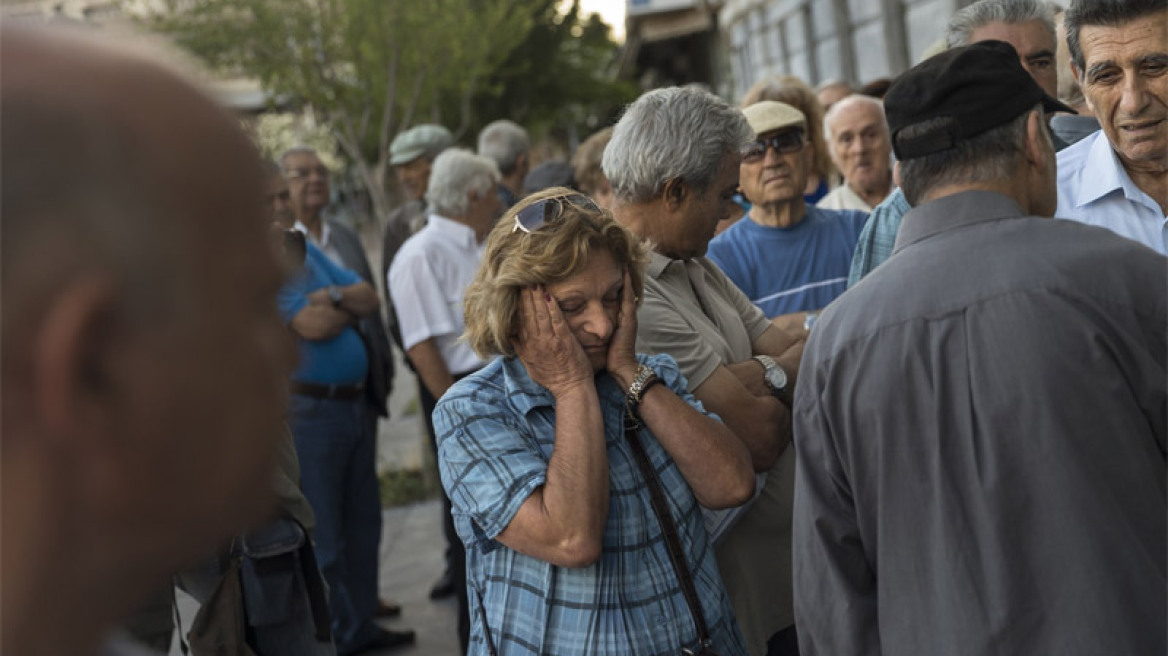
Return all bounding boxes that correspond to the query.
[752,354,790,405]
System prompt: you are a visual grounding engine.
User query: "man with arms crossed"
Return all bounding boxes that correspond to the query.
[604,86,805,656]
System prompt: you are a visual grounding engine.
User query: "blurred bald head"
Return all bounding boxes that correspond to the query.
[1,27,293,656]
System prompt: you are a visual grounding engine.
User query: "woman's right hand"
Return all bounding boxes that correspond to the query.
[514,285,594,397]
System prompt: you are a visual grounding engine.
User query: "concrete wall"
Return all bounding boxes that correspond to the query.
[720,0,970,101]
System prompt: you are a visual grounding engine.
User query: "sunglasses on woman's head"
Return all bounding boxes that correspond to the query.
[512,193,601,233]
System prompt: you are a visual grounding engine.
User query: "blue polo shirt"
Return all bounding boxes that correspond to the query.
[278,242,369,385]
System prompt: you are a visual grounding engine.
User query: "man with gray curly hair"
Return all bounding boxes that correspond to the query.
[388,148,500,653]
[605,85,807,656]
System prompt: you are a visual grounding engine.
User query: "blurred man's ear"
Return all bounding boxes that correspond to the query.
[32,275,118,441]
[893,161,902,188]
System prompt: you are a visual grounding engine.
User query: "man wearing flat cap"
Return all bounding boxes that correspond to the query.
[381,124,454,336]
[707,100,866,327]
[792,40,1166,655]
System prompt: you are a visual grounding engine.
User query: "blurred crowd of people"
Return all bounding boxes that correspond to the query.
[2,0,1164,655]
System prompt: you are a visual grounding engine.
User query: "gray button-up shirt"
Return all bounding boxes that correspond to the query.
[793,190,1167,655]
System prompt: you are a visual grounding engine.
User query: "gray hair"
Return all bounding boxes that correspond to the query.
[946,0,1057,48]
[823,94,890,142]
[898,104,1045,206]
[476,120,530,176]
[425,148,500,218]
[1065,0,1165,71]
[603,86,754,204]
[279,145,319,167]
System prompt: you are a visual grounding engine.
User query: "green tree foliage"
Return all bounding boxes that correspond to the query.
[146,0,541,220]
[471,0,637,148]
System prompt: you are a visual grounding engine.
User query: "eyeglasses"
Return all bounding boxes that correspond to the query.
[740,130,806,163]
[284,166,330,180]
[512,193,600,233]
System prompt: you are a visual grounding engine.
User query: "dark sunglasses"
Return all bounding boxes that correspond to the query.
[512,193,600,233]
[740,129,806,163]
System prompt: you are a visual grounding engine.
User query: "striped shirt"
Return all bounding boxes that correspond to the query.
[435,353,748,656]
[707,205,867,318]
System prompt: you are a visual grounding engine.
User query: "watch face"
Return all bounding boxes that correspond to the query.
[766,364,787,390]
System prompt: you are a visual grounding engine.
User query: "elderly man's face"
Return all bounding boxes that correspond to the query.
[739,128,810,208]
[671,153,741,259]
[970,20,1058,98]
[826,100,891,196]
[396,156,433,201]
[283,151,331,216]
[1075,11,1168,172]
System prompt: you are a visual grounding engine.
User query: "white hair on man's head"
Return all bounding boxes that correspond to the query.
[602,86,754,204]
[823,94,890,142]
[426,148,500,218]
[946,0,1057,48]
[476,120,530,176]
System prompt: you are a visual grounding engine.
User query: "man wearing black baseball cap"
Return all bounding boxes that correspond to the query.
[792,40,1167,656]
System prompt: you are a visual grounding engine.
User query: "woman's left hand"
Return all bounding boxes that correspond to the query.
[606,267,640,389]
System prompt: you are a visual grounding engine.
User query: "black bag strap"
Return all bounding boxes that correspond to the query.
[623,411,713,650]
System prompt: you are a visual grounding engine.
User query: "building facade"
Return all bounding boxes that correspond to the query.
[624,0,976,101]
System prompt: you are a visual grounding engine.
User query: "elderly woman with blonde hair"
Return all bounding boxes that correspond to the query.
[434,188,754,656]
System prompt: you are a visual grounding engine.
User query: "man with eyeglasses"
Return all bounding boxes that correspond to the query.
[707,101,867,333]
[278,147,412,654]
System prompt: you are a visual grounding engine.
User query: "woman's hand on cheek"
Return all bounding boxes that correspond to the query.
[606,267,640,390]
[514,285,594,397]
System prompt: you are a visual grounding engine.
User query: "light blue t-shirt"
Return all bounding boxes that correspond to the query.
[708,205,867,318]
[1056,129,1167,255]
[278,241,369,385]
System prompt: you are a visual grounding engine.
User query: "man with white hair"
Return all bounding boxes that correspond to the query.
[388,148,501,653]
[477,119,531,208]
[604,85,806,656]
[818,95,894,212]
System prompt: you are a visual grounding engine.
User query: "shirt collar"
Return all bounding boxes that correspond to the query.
[647,250,675,278]
[293,220,330,248]
[1076,131,1154,211]
[426,213,480,248]
[893,190,1027,254]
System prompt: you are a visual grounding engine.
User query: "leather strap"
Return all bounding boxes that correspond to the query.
[623,411,713,650]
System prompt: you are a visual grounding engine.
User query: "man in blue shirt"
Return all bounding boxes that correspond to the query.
[278,236,415,654]
[708,101,866,332]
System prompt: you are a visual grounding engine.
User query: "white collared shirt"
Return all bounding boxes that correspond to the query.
[1056,129,1167,255]
[293,219,344,265]
[388,214,485,375]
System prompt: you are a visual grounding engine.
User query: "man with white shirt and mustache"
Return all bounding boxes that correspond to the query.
[1057,0,1167,254]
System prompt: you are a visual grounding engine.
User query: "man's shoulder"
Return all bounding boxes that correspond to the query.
[808,204,869,236]
[325,216,360,242]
